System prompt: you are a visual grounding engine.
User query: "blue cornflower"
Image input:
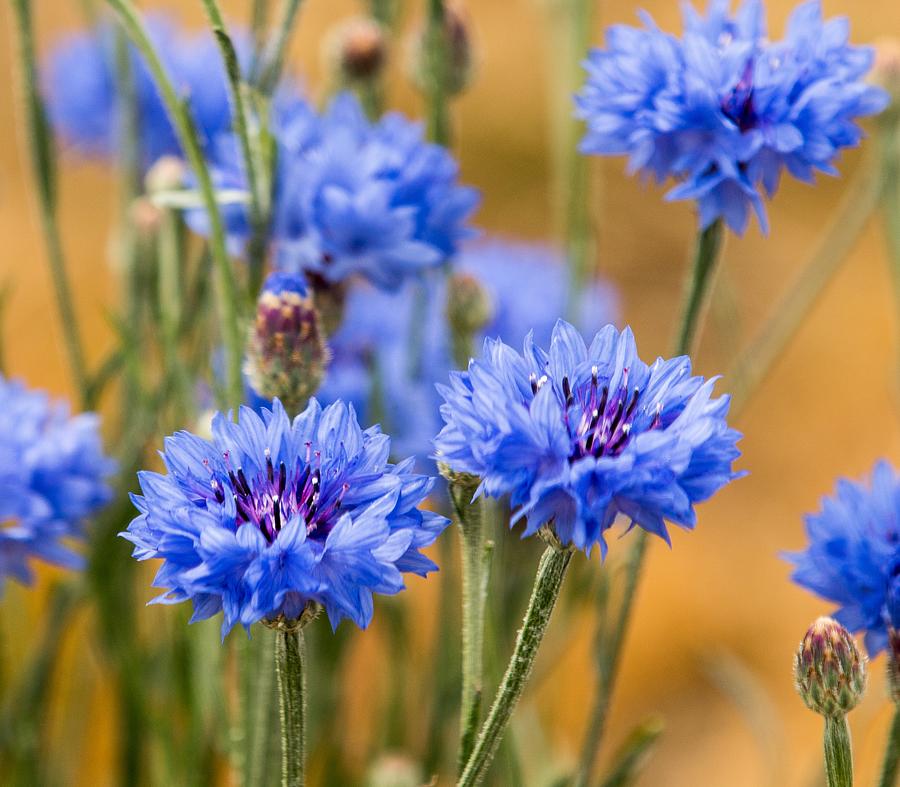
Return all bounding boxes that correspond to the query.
[787,461,900,655]
[434,321,743,555]
[0,377,115,586]
[45,15,246,167]
[122,398,448,635]
[314,239,618,464]
[576,0,889,234]
[193,93,479,289]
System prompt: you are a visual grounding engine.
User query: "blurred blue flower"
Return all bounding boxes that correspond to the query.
[0,377,115,587]
[45,15,246,167]
[434,321,743,555]
[193,92,479,289]
[123,399,448,635]
[576,0,889,234]
[787,461,900,655]
[314,239,619,465]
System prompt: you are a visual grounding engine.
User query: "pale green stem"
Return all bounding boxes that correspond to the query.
[276,629,307,787]
[729,162,881,413]
[575,220,724,786]
[10,0,90,406]
[878,115,900,384]
[457,544,573,787]
[824,715,853,787]
[158,210,190,411]
[424,0,451,146]
[878,706,900,787]
[104,0,244,409]
[200,0,270,288]
[257,0,305,96]
[245,628,277,787]
[449,476,491,774]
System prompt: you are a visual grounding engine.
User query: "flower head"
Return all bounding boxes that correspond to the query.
[313,239,618,466]
[434,321,742,555]
[45,15,246,167]
[576,0,889,234]
[794,616,867,717]
[193,92,479,289]
[787,461,900,655]
[245,272,329,415]
[123,399,448,635]
[0,377,115,586]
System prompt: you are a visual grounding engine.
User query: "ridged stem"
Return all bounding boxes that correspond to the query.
[457,544,573,786]
[575,220,724,785]
[824,715,854,787]
[276,629,307,787]
[878,706,900,787]
[10,0,90,406]
[449,475,492,773]
[103,0,244,409]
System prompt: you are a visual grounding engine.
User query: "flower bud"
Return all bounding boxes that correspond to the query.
[144,155,187,195]
[307,272,347,336]
[366,753,423,787]
[408,2,474,98]
[794,616,867,717]
[887,627,900,704]
[447,272,494,338]
[325,16,388,85]
[245,272,330,414]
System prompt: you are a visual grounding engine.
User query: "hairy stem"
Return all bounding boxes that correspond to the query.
[878,706,900,787]
[276,629,307,787]
[824,715,853,787]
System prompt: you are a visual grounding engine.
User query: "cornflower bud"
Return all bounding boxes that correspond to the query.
[794,616,867,718]
[245,272,329,414]
[447,271,493,367]
[873,39,900,107]
[408,2,474,98]
[325,16,388,85]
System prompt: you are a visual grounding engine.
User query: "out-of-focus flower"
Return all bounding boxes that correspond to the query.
[576,0,889,234]
[794,616,867,717]
[244,272,329,416]
[192,92,479,289]
[123,399,448,635]
[787,461,900,655]
[434,321,743,555]
[0,377,115,586]
[45,15,246,168]
[312,239,618,465]
[324,16,388,85]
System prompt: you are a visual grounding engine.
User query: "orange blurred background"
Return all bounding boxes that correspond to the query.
[2,1,900,785]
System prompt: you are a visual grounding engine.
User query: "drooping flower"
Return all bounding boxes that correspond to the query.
[0,376,115,587]
[787,461,900,655]
[311,238,618,465]
[45,15,247,167]
[576,0,889,234]
[434,321,743,555]
[122,399,448,635]
[191,92,480,289]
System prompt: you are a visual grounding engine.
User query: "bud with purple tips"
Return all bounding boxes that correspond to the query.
[245,272,329,415]
[795,617,867,718]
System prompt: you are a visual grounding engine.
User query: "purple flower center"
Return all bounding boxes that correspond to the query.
[206,445,349,544]
[531,366,662,462]
[722,61,757,133]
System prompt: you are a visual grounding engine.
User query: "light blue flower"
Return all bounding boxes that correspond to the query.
[123,399,448,635]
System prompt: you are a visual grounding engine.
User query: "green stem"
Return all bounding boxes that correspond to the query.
[257,0,305,96]
[824,715,854,787]
[276,629,307,787]
[449,476,491,773]
[245,628,277,787]
[200,0,269,286]
[574,221,724,786]
[10,0,90,406]
[158,209,190,412]
[457,544,573,787]
[728,162,881,413]
[878,706,900,787]
[104,0,244,409]
[878,116,900,384]
[424,0,451,146]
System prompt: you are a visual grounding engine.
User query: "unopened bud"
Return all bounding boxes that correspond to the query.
[888,627,900,704]
[145,155,187,195]
[447,272,493,337]
[366,752,423,787]
[245,272,330,414]
[326,16,388,85]
[408,2,474,98]
[794,616,867,718]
